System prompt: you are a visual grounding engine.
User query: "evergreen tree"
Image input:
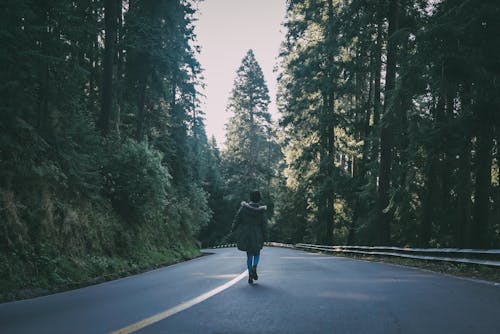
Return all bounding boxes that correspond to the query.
[274,0,500,248]
[0,0,213,292]
[277,0,343,244]
[224,50,275,200]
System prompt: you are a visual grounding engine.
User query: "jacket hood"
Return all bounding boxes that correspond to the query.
[241,201,267,211]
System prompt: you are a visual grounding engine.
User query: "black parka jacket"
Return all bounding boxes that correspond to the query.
[232,201,267,253]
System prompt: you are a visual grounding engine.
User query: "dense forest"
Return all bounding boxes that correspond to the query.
[273,0,500,248]
[205,0,500,250]
[0,0,499,295]
[0,0,214,293]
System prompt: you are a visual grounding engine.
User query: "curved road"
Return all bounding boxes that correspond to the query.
[1,247,499,333]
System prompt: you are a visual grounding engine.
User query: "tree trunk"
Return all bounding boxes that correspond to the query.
[318,87,335,245]
[471,109,493,248]
[438,89,454,244]
[420,89,446,247]
[370,0,384,172]
[376,0,400,245]
[135,70,148,141]
[359,60,373,178]
[115,0,123,137]
[456,133,472,248]
[420,156,438,247]
[89,21,99,118]
[322,0,336,245]
[36,9,50,136]
[98,0,117,136]
[325,92,335,245]
[350,45,373,245]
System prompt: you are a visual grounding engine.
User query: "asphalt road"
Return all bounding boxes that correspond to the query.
[1,247,499,333]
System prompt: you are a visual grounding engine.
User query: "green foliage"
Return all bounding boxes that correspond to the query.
[224,50,278,197]
[104,139,171,223]
[197,51,281,247]
[196,137,237,247]
[166,185,212,237]
[0,242,201,302]
[0,0,211,298]
[274,0,500,248]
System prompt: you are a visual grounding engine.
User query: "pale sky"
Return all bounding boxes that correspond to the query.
[194,0,287,147]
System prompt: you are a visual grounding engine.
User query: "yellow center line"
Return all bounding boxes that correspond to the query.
[110,271,247,334]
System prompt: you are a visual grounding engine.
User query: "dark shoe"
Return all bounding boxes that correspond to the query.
[248,276,253,284]
[252,265,258,280]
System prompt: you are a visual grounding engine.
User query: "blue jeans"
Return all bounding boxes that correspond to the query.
[246,251,260,274]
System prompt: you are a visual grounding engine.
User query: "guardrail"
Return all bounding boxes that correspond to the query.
[209,242,293,249]
[264,242,295,248]
[295,243,500,268]
[209,242,500,267]
[210,243,236,248]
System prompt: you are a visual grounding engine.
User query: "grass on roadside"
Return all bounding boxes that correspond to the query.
[0,245,202,303]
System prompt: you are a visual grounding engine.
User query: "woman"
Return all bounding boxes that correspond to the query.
[232,190,267,284]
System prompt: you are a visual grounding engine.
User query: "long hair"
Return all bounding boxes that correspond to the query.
[250,190,261,203]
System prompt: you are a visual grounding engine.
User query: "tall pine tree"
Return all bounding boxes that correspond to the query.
[224,50,275,200]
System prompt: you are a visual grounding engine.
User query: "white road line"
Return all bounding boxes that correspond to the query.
[280,256,336,259]
[110,271,247,334]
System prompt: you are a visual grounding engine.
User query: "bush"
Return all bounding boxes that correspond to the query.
[104,139,171,224]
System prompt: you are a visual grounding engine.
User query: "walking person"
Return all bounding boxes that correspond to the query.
[232,190,267,284]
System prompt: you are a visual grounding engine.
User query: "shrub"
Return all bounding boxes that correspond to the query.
[104,139,171,224]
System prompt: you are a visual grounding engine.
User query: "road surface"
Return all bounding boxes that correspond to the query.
[1,247,499,333]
